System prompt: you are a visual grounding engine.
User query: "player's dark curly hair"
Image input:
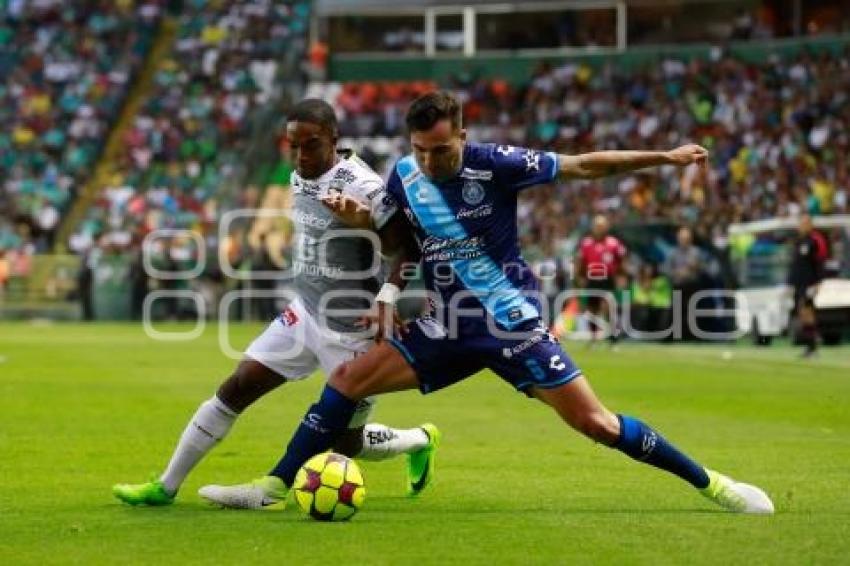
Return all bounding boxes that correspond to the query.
[406,90,462,132]
[287,98,338,135]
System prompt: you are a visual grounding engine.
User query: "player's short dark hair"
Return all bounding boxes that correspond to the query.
[287,98,338,135]
[406,91,462,133]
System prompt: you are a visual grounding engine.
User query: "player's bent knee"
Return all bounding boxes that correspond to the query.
[216,360,283,413]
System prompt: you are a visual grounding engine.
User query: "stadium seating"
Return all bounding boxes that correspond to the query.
[69,0,311,254]
[0,1,161,257]
[308,49,850,257]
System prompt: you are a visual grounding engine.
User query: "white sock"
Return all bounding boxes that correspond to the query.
[357,423,430,461]
[159,396,237,495]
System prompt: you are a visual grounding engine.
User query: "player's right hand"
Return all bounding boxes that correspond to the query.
[321,193,372,229]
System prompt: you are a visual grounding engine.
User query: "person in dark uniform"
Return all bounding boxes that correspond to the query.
[788,214,828,357]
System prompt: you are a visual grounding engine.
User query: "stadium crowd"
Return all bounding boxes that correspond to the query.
[0,0,161,268]
[1,2,848,332]
[70,0,310,256]
[313,49,850,237]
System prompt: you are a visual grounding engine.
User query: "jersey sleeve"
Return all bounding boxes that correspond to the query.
[490,144,559,191]
[354,177,398,231]
[339,168,399,232]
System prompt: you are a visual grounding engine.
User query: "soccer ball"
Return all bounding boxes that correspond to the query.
[293,452,366,521]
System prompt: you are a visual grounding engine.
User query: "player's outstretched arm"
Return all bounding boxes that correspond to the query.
[557,144,708,180]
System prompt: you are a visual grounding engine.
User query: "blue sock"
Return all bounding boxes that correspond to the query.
[614,415,709,489]
[269,385,358,487]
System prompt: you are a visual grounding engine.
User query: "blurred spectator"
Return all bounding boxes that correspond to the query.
[664,226,703,339]
[629,263,673,337]
[576,215,627,344]
[787,214,829,357]
[70,0,311,257]
[310,47,850,256]
[1,1,161,253]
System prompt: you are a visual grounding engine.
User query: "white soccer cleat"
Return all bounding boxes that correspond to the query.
[700,469,774,514]
[198,476,288,509]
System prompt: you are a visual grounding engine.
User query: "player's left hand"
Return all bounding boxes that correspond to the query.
[357,302,407,343]
[665,144,709,167]
[321,193,371,229]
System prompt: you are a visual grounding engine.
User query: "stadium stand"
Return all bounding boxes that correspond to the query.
[309,49,850,244]
[68,0,310,255]
[0,1,161,257]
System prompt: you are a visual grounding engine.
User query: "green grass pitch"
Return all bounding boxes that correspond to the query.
[2,322,849,565]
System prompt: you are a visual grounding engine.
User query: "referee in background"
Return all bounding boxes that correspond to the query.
[787,214,828,358]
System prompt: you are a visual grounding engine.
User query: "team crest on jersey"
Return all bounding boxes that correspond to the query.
[462,180,485,205]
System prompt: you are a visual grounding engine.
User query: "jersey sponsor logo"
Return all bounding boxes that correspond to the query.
[292,261,343,278]
[292,177,321,197]
[462,180,486,205]
[280,306,299,326]
[501,329,545,359]
[365,187,383,200]
[460,167,493,181]
[401,168,422,188]
[421,234,484,261]
[456,203,493,220]
[292,209,332,229]
[524,150,541,172]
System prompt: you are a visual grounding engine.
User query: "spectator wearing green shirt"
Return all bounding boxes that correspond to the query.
[629,264,673,339]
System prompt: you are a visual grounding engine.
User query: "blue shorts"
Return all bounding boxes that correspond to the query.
[388,317,582,395]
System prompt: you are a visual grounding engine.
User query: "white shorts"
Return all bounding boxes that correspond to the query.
[244,297,375,427]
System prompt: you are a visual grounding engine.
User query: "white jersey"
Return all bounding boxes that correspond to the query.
[288,150,397,332]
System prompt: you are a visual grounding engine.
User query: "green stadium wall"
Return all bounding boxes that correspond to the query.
[328,33,850,84]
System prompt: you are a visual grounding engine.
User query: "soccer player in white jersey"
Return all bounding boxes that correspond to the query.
[112,99,440,507]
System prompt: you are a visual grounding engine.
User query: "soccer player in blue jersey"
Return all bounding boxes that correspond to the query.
[203,91,774,513]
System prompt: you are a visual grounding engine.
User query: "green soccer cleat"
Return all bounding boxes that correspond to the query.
[407,423,441,497]
[700,469,774,514]
[113,479,175,506]
[198,475,288,509]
